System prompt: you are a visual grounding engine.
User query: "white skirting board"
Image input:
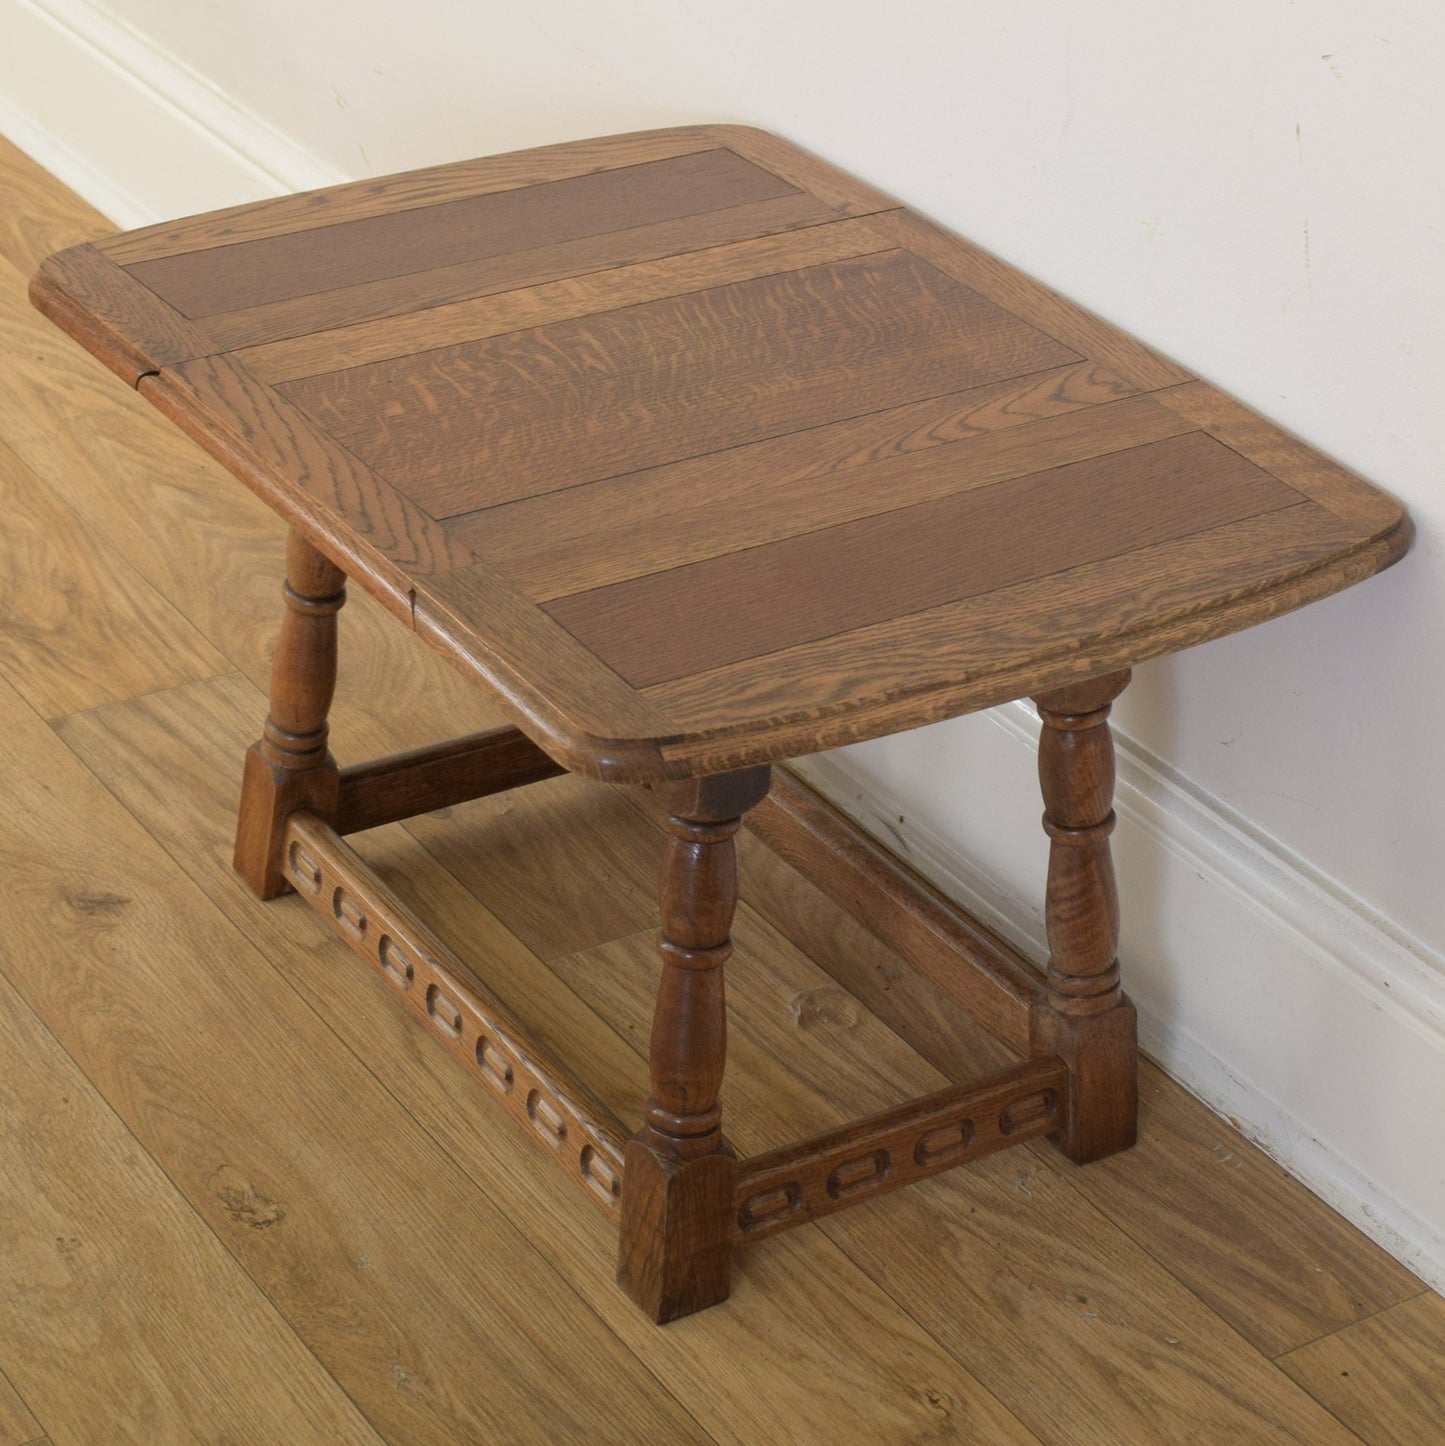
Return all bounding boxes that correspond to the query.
[3,0,1441,1295]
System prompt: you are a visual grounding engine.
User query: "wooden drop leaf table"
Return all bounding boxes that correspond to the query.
[31,125,1409,1323]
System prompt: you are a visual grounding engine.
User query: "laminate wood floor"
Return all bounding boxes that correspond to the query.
[0,133,1435,1444]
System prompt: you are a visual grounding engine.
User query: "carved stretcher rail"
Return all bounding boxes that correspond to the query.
[280,762,1074,1258]
[731,1056,1067,1241]
[282,810,628,1214]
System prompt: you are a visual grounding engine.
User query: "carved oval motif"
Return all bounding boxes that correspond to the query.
[526,1089,567,1148]
[914,1118,976,1167]
[826,1149,890,1200]
[425,983,463,1040]
[999,1089,1060,1136]
[286,841,323,895]
[475,1035,516,1094]
[580,1144,622,1205]
[332,886,366,940]
[377,934,413,989]
[737,1182,803,1233]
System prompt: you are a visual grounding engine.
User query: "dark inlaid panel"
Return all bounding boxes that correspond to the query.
[545,431,1306,687]
[281,249,1080,517]
[236,215,894,382]
[126,148,798,317]
[196,193,843,352]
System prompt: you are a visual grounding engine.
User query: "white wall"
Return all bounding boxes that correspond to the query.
[5,0,1443,1283]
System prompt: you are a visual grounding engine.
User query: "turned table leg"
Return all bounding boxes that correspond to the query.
[1029,670,1138,1163]
[619,765,772,1323]
[234,530,347,899]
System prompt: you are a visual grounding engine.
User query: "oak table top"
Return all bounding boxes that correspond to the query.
[31,124,1409,782]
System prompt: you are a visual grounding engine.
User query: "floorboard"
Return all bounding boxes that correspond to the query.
[1278,1292,1445,1445]
[0,861,378,1444]
[0,1370,41,1446]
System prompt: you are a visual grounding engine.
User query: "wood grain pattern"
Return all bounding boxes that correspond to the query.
[463,366,1156,598]
[30,243,214,382]
[416,562,673,780]
[284,810,630,1211]
[54,669,655,1127]
[281,248,1078,518]
[734,822,1015,1071]
[21,141,1425,1432]
[0,963,381,1445]
[1156,379,1405,533]
[642,504,1391,772]
[718,126,899,214]
[233,530,346,898]
[552,431,1305,687]
[0,434,227,718]
[394,768,665,961]
[27,271,162,389]
[2,254,505,765]
[640,767,773,1160]
[0,252,294,658]
[1034,673,1129,1021]
[0,674,701,1444]
[747,767,1041,1053]
[733,1057,1067,1242]
[155,354,471,579]
[260,531,346,775]
[128,148,801,317]
[620,767,774,1321]
[197,193,847,352]
[730,796,1425,1359]
[0,132,111,273]
[1084,1069,1426,1360]
[76,652,1412,1420]
[333,724,565,834]
[97,129,734,262]
[861,209,1193,391]
[0,1370,40,1446]
[1030,671,1138,1164]
[1279,1291,1445,1444]
[237,214,894,382]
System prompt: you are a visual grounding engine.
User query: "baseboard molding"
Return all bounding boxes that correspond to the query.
[796,702,1445,1294]
[0,0,342,228]
[0,87,143,227]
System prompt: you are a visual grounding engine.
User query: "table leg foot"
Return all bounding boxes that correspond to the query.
[235,744,339,899]
[618,1141,736,1323]
[234,530,346,899]
[1031,998,1137,1163]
